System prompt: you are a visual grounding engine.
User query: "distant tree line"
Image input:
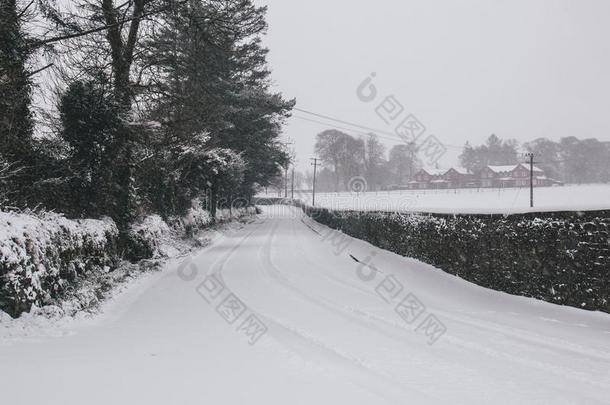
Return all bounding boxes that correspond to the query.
[460,134,610,183]
[313,129,420,192]
[310,131,610,192]
[523,137,610,184]
[459,134,520,172]
[0,0,293,244]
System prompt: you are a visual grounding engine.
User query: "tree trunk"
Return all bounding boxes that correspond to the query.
[209,181,218,222]
[100,0,146,245]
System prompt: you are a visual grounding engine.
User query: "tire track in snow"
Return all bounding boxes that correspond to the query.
[209,216,429,403]
[261,219,425,344]
[293,209,610,392]
[211,207,610,402]
[255,218,468,402]
[298,210,610,362]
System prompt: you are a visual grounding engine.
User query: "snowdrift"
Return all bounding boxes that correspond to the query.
[302,205,610,313]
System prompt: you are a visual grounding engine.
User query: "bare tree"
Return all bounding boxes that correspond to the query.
[315,129,365,192]
[0,159,24,203]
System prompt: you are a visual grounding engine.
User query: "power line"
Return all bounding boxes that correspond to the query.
[294,108,399,138]
[294,114,522,157]
[30,2,187,48]
[293,115,401,143]
[293,107,511,152]
[293,107,608,165]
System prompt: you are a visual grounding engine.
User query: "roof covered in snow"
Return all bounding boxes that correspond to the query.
[488,164,545,173]
[448,167,470,175]
[420,168,447,176]
[488,164,519,173]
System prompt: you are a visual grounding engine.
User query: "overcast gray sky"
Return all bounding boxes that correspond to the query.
[259,0,610,171]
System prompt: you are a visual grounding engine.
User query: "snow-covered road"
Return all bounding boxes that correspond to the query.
[1,206,609,404]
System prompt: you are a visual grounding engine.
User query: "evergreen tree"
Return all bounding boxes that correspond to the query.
[459,134,519,173]
[57,78,119,216]
[0,0,34,196]
[3,0,294,227]
[143,0,293,208]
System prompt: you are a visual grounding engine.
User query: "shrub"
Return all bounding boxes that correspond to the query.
[127,215,172,260]
[0,209,118,317]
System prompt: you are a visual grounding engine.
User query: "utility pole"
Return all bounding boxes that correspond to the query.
[310,158,319,206]
[525,152,535,208]
[279,140,293,199]
[291,168,295,199]
[284,164,288,198]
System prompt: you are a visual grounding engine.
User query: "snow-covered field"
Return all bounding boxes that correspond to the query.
[1,206,609,404]
[270,183,610,214]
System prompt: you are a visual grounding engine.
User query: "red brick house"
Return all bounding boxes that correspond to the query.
[444,167,475,188]
[481,164,548,188]
[411,168,447,189]
[406,164,552,190]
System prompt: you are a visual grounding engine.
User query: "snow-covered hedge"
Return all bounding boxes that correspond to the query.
[128,215,173,260]
[128,204,255,259]
[0,210,119,317]
[182,203,213,235]
[1,202,259,318]
[304,206,610,313]
[216,206,258,222]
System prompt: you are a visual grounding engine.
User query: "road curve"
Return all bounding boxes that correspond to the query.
[1,205,609,404]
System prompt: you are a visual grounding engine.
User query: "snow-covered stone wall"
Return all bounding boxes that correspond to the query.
[304,206,610,313]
